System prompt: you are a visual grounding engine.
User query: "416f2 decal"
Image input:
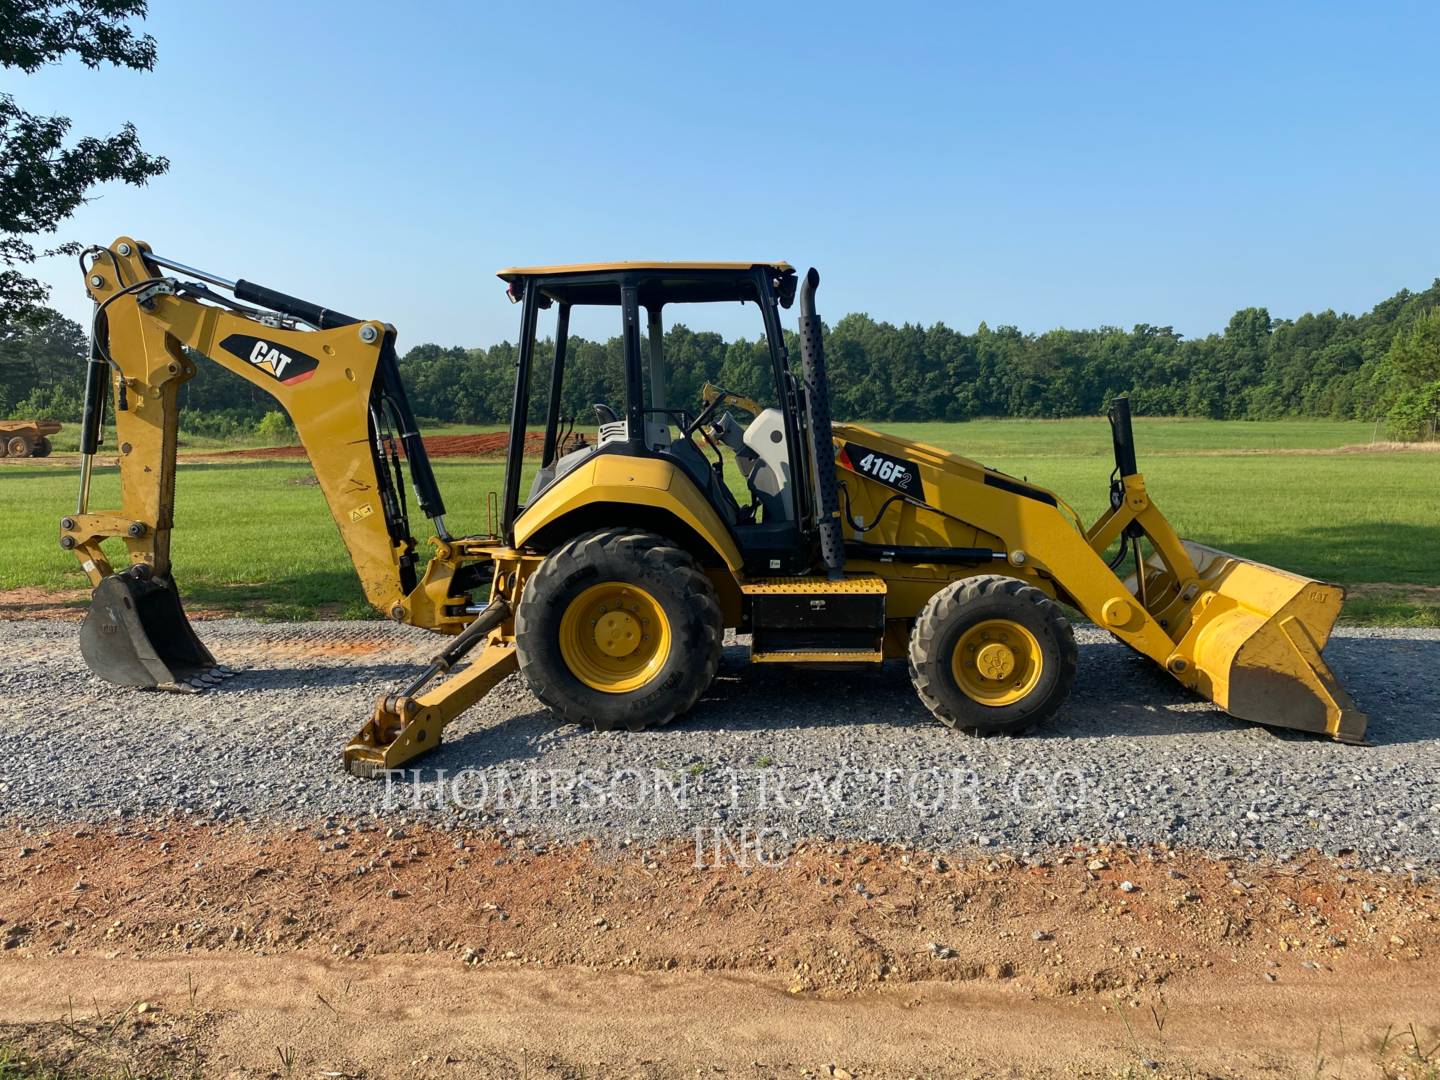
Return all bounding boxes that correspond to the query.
[837,441,926,502]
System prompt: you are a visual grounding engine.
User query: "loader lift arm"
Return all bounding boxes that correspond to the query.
[831,398,1369,744]
[64,238,516,771]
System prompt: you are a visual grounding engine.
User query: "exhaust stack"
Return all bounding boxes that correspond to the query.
[797,269,846,580]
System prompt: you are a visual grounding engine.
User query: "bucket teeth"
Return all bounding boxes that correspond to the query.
[180,665,238,692]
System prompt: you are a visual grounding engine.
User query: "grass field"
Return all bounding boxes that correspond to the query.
[39,416,1380,456]
[870,416,1382,457]
[2,418,1435,623]
[40,420,512,454]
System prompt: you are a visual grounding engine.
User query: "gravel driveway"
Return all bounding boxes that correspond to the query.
[1,618,1435,867]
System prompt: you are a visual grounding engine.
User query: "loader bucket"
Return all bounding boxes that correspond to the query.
[80,572,220,690]
[1146,541,1368,743]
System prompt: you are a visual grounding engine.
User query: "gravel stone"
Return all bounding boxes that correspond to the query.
[1,618,1437,867]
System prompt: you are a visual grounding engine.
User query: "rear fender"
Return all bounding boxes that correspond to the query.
[513,455,745,624]
[514,455,744,573]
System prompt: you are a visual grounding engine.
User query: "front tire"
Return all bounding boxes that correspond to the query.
[909,575,1077,735]
[515,528,723,731]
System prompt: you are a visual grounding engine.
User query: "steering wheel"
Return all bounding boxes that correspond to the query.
[683,386,734,439]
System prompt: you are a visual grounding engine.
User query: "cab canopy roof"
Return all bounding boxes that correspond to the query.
[496,261,796,307]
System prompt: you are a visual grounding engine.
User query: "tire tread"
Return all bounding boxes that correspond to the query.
[516,527,722,732]
[908,574,1077,736]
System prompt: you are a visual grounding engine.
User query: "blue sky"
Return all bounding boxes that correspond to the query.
[12,1,1440,347]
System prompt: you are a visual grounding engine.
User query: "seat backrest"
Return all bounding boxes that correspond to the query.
[741,408,794,522]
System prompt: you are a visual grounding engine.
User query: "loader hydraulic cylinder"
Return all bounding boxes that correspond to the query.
[845,541,1000,565]
[1109,395,1138,478]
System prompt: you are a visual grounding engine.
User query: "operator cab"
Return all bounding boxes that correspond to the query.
[495,262,812,573]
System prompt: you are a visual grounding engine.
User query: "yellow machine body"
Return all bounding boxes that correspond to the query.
[64,239,1367,779]
[455,417,1365,744]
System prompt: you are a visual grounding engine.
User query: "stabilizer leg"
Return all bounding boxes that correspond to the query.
[343,597,516,777]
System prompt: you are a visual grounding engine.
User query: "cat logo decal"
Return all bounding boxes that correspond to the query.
[219,333,320,386]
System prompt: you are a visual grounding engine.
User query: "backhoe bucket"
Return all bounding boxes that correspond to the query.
[80,572,221,691]
[1147,541,1368,743]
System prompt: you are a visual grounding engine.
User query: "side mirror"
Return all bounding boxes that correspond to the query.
[775,269,798,309]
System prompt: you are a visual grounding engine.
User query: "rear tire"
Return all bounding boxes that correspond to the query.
[909,574,1077,735]
[6,436,30,458]
[516,528,723,731]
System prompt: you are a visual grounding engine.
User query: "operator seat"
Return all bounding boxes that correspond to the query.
[664,436,741,526]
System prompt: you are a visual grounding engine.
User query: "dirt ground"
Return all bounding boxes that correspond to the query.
[0,825,1436,1078]
[0,586,89,620]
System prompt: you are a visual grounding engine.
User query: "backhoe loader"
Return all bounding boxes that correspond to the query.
[61,238,1368,776]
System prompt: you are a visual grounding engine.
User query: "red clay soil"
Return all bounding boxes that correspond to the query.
[0,826,1436,1077]
[4,827,1433,997]
[208,431,585,461]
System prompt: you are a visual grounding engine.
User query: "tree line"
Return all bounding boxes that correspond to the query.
[3,277,1439,439]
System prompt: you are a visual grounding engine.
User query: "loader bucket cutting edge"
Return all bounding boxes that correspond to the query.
[1154,541,1368,743]
[79,573,218,690]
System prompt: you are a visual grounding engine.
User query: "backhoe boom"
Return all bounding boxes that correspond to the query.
[64,238,509,763]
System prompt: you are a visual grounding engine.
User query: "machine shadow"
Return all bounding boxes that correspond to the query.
[182,568,368,617]
[1215,522,1439,588]
[224,628,1434,770]
[676,634,1438,746]
[1316,632,1440,747]
[426,707,574,773]
[674,641,1239,740]
[212,663,422,691]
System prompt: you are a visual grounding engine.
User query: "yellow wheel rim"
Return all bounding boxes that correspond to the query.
[558,582,671,693]
[950,618,1044,706]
